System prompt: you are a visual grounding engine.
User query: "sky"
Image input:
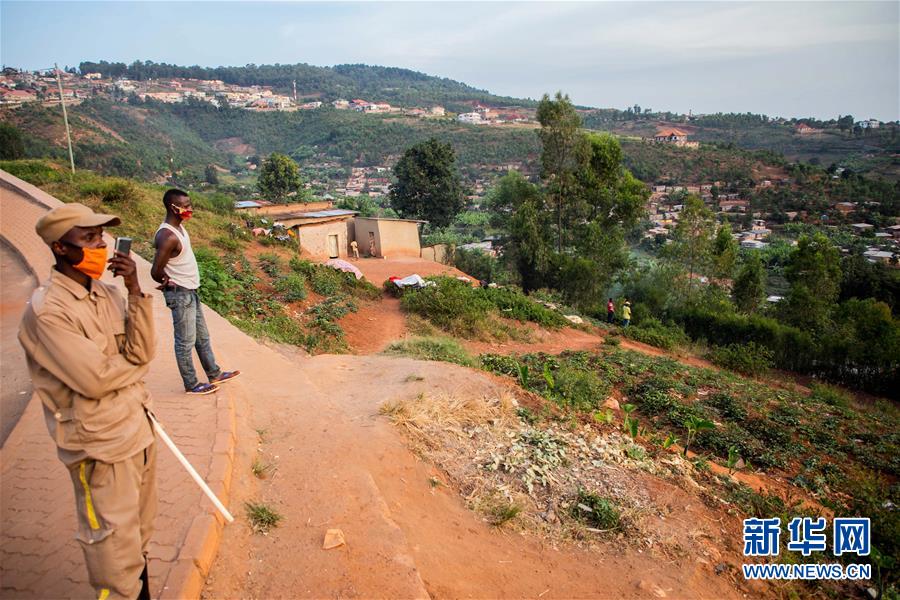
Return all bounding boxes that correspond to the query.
[2,1,898,121]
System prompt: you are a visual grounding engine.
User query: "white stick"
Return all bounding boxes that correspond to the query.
[148,412,235,523]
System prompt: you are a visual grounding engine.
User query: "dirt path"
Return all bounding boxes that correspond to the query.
[204,354,752,599]
[340,295,409,354]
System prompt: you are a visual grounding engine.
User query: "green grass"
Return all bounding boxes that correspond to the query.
[245,501,283,533]
[384,336,475,367]
[251,459,274,479]
[571,490,621,531]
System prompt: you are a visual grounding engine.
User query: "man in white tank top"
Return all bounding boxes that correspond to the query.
[151,189,239,395]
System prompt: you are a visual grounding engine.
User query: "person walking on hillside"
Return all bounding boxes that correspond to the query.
[18,203,157,600]
[151,189,239,395]
[622,299,632,328]
[607,297,615,324]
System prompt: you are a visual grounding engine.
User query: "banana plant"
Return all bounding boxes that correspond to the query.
[683,415,715,457]
[662,433,679,449]
[727,445,742,474]
[622,404,637,436]
[517,363,530,390]
[542,363,555,393]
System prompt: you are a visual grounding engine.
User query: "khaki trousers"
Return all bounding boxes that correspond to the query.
[69,442,157,600]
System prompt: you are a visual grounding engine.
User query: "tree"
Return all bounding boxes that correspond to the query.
[485,171,551,293]
[257,153,303,203]
[204,164,219,185]
[780,233,842,330]
[669,195,716,298]
[711,222,739,279]
[390,138,464,229]
[0,123,25,160]
[575,133,646,229]
[732,254,766,313]
[536,92,588,251]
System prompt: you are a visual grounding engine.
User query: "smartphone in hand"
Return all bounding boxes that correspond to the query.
[115,237,132,256]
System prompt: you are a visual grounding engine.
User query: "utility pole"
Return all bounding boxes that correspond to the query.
[54,64,75,174]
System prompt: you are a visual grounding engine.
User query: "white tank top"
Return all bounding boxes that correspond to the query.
[156,223,200,290]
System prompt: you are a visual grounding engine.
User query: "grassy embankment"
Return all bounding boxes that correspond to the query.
[0,159,380,352]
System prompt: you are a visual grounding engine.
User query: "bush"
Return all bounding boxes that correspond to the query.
[552,367,610,411]
[384,336,475,367]
[0,159,64,184]
[257,253,283,278]
[213,235,242,252]
[383,279,404,298]
[309,267,343,296]
[274,273,307,302]
[708,342,774,376]
[194,248,238,314]
[623,317,688,350]
[401,277,494,338]
[480,287,568,329]
[78,177,140,204]
[454,248,497,283]
[479,353,521,377]
[571,490,621,530]
[808,383,851,408]
[706,392,748,421]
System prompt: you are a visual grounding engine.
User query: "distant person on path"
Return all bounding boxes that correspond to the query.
[350,239,359,260]
[18,203,157,600]
[607,297,615,323]
[151,189,239,395]
[622,299,632,328]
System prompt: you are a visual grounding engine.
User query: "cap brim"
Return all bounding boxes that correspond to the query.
[76,214,121,228]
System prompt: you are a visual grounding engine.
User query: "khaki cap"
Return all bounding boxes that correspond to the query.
[35,203,121,245]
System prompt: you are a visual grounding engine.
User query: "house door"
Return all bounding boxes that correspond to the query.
[327,234,339,259]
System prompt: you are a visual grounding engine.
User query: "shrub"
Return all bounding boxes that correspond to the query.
[274,273,307,302]
[623,318,689,350]
[79,177,140,204]
[213,235,242,252]
[258,253,283,278]
[706,392,748,421]
[289,256,315,276]
[309,267,343,296]
[384,336,475,367]
[194,247,237,314]
[383,279,404,298]
[0,159,64,184]
[454,248,497,283]
[708,342,774,376]
[809,383,851,408]
[400,277,494,338]
[480,353,521,377]
[550,367,610,412]
[571,490,621,530]
[479,287,568,329]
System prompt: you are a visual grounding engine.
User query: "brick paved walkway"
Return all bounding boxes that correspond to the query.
[0,172,240,599]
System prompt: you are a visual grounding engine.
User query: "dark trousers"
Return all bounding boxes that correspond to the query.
[607,311,615,323]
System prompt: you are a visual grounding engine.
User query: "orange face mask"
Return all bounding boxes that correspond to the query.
[73,246,108,280]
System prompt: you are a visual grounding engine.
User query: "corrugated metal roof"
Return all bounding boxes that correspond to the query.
[234,200,263,209]
[294,209,357,218]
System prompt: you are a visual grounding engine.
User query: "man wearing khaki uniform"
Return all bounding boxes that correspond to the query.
[18,203,157,600]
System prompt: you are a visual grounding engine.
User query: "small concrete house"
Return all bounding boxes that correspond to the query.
[353,217,425,258]
[277,209,358,259]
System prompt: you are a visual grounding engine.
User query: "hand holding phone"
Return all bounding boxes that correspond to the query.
[115,237,132,256]
[109,237,140,294]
